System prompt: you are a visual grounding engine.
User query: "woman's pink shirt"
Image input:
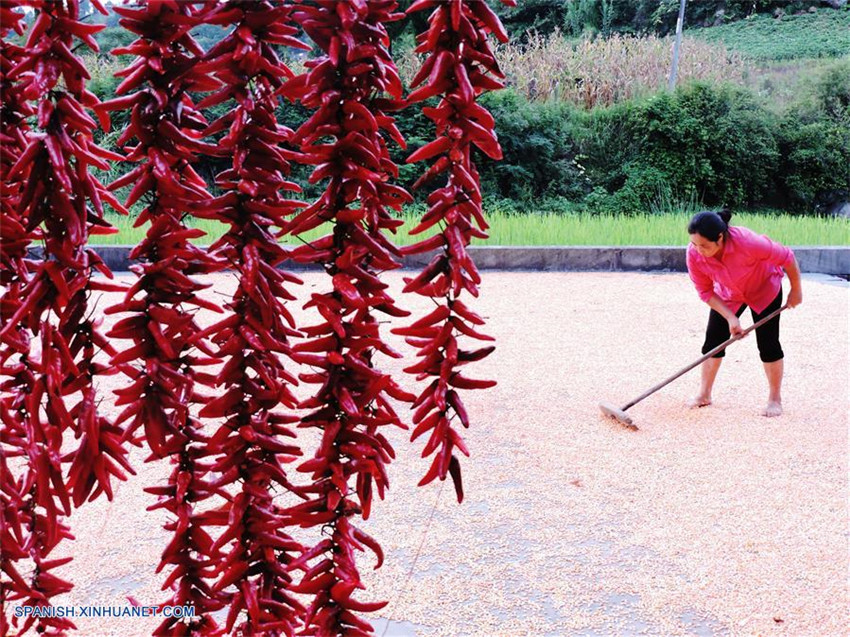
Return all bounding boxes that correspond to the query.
[686,226,794,314]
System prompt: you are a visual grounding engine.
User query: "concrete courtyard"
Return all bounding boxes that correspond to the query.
[42,271,848,636]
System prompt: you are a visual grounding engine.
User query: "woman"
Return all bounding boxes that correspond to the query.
[686,209,802,417]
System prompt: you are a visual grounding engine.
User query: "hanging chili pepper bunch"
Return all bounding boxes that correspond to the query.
[1,0,516,633]
[1,0,135,633]
[93,1,229,634]
[0,0,31,291]
[186,1,312,633]
[397,0,514,502]
[0,7,37,635]
[275,0,416,633]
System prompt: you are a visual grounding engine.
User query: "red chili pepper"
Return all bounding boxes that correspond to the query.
[401,0,510,507]
[1,3,134,629]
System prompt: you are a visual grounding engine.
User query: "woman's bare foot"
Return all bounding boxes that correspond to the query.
[762,401,783,417]
[688,395,712,408]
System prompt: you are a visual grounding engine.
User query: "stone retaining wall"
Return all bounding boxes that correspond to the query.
[27,245,850,275]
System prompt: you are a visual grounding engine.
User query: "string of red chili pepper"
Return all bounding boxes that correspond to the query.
[0,1,32,294]
[397,0,514,503]
[1,1,133,634]
[277,0,416,633]
[0,8,38,635]
[187,1,313,633]
[94,1,229,634]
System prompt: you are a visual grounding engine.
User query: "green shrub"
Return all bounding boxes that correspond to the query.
[93,27,135,57]
[815,59,850,121]
[775,60,850,212]
[476,90,589,202]
[474,83,821,214]
[777,121,850,212]
[645,84,778,205]
[573,82,780,213]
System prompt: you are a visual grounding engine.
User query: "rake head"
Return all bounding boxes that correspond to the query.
[599,401,636,429]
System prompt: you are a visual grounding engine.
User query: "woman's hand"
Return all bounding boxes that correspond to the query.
[727,315,743,337]
[784,255,803,309]
[787,286,803,308]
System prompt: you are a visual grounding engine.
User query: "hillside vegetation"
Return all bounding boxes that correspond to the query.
[692,9,850,61]
[490,0,850,40]
[75,1,850,230]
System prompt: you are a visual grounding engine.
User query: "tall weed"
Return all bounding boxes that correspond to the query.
[490,31,747,107]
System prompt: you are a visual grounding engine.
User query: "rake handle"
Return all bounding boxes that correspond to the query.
[622,303,789,411]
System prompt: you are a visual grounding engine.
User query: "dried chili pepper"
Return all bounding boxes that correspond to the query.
[189,1,312,633]
[2,3,512,634]
[278,0,415,633]
[399,0,514,503]
[1,0,130,633]
[97,1,227,633]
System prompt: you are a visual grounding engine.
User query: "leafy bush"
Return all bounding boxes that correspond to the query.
[642,84,779,205]
[571,83,781,212]
[471,80,846,215]
[92,27,135,56]
[775,60,850,212]
[475,90,589,202]
[815,58,850,120]
[777,120,850,212]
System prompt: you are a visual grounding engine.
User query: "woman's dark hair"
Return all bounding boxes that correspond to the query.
[687,208,733,242]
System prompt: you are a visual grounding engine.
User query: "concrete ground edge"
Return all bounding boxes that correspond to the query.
[26,245,850,275]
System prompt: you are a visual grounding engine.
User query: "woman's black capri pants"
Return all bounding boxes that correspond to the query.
[702,289,784,363]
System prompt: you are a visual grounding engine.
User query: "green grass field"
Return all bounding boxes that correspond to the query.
[691,10,850,61]
[92,210,849,247]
